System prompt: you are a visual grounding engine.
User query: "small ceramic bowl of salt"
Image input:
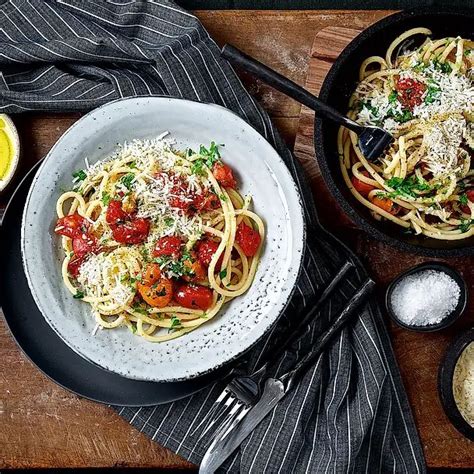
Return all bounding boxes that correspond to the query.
[386,263,467,332]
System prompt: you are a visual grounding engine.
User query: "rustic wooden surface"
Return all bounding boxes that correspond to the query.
[0,9,472,470]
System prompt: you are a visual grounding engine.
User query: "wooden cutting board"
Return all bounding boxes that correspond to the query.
[292,27,474,468]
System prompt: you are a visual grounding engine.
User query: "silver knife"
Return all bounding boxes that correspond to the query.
[199,378,286,474]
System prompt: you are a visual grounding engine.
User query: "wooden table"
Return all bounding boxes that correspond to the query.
[0,10,472,470]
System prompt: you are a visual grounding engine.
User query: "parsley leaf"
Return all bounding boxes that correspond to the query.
[219,269,227,280]
[388,90,398,103]
[168,315,182,333]
[101,192,111,206]
[164,217,174,227]
[386,176,432,198]
[73,291,85,299]
[119,173,135,190]
[459,219,473,233]
[424,83,440,104]
[459,193,468,206]
[129,161,137,169]
[132,303,148,315]
[72,169,87,182]
[433,59,452,74]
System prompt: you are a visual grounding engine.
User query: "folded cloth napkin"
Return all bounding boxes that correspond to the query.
[0,0,426,472]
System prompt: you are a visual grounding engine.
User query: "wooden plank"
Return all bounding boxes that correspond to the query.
[293,26,474,469]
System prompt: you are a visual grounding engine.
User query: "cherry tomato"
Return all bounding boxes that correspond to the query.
[55,213,89,238]
[235,222,261,257]
[351,171,376,197]
[142,263,162,286]
[182,252,207,282]
[212,163,236,189]
[461,189,474,214]
[168,175,193,213]
[137,278,173,308]
[153,236,183,259]
[193,192,221,211]
[174,284,213,310]
[197,239,223,268]
[370,196,399,215]
[111,218,150,245]
[106,200,128,225]
[395,77,426,110]
[72,233,98,258]
[67,255,86,278]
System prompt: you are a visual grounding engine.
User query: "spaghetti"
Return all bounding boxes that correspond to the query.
[54,135,264,342]
[340,28,474,240]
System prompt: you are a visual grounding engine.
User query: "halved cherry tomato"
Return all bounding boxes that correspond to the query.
[106,200,128,225]
[72,233,98,258]
[351,171,375,197]
[212,163,236,189]
[182,252,207,282]
[55,213,90,239]
[168,174,193,213]
[137,278,173,308]
[193,192,221,211]
[111,218,150,245]
[370,196,399,215]
[197,239,223,268]
[142,263,162,286]
[235,222,261,257]
[460,189,474,214]
[174,284,213,310]
[153,236,183,259]
[67,255,86,278]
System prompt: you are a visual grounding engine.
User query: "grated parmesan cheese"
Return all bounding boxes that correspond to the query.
[453,342,474,427]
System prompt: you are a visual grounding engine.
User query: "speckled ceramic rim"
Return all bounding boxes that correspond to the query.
[438,327,474,440]
[0,113,20,193]
[21,96,306,382]
[385,262,468,332]
[315,7,474,257]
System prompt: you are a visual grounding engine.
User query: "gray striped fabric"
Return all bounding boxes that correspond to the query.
[1,0,426,472]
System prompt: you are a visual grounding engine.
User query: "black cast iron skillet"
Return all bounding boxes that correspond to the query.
[223,8,474,257]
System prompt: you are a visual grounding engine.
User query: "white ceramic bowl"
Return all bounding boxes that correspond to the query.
[21,97,305,382]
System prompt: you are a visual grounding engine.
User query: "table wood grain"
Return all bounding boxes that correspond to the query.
[0,9,472,470]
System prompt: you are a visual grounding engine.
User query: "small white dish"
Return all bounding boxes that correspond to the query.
[21,97,305,382]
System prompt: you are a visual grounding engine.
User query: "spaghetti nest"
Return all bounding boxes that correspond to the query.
[340,27,474,240]
[55,136,264,342]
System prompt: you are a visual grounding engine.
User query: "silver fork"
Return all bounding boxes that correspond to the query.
[192,261,363,442]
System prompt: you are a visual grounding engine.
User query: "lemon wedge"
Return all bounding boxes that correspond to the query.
[0,114,20,192]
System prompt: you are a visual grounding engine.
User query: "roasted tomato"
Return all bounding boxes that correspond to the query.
[142,263,162,286]
[111,218,150,245]
[370,196,399,215]
[174,284,213,310]
[235,222,261,257]
[182,252,207,282]
[168,175,193,212]
[67,255,86,278]
[460,189,474,214]
[197,239,223,268]
[212,163,236,189]
[72,233,98,258]
[137,278,173,308]
[106,200,128,225]
[153,236,183,259]
[395,77,426,110]
[55,213,89,238]
[351,171,376,197]
[193,192,221,211]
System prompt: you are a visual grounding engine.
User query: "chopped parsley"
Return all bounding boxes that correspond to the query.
[164,217,174,227]
[459,219,473,233]
[132,303,148,315]
[433,59,452,74]
[219,269,227,280]
[129,324,137,334]
[386,176,432,198]
[169,316,182,333]
[129,161,137,169]
[218,193,227,202]
[394,109,413,123]
[424,83,441,104]
[388,90,398,103]
[72,169,87,182]
[119,173,135,190]
[191,141,222,176]
[459,193,469,206]
[101,192,111,206]
[73,290,85,299]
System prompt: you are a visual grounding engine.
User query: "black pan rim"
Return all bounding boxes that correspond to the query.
[0,163,226,407]
[314,7,474,257]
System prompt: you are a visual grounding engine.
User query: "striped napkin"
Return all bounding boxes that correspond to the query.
[0,0,425,472]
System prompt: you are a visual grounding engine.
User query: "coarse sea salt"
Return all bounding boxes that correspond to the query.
[390,269,460,326]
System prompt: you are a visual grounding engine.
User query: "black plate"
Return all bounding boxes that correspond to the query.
[315,8,474,257]
[0,164,224,406]
[438,327,474,440]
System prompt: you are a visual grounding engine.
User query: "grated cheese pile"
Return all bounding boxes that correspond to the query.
[453,342,474,427]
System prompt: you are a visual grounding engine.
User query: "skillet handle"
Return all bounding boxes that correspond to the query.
[221,44,362,134]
